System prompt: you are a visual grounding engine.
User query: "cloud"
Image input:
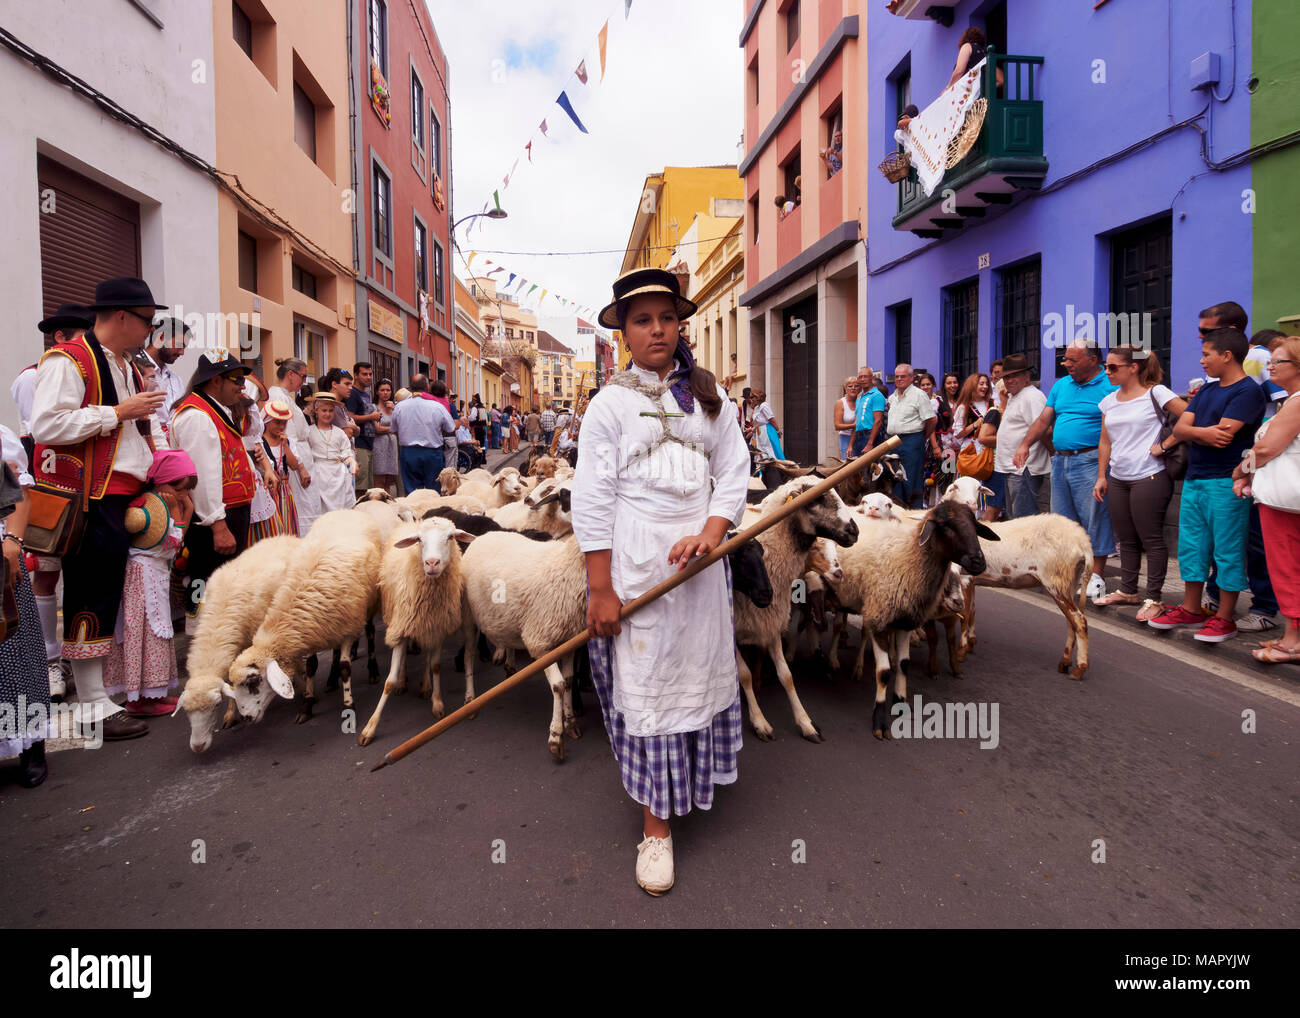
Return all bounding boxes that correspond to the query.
[425,0,742,317]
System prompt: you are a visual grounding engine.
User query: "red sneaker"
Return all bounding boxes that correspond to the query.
[1147,605,1205,630]
[1194,616,1238,643]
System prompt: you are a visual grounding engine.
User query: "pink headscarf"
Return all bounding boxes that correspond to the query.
[147,448,198,486]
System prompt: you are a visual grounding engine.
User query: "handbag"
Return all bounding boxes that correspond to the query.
[1150,389,1187,481]
[956,441,995,481]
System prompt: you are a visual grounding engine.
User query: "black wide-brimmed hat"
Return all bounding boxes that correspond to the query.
[597,267,697,330]
[188,347,251,387]
[38,303,92,334]
[88,277,167,311]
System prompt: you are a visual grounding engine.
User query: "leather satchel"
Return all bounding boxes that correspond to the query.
[24,483,87,556]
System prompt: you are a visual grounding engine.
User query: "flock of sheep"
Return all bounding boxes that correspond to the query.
[177,452,1096,757]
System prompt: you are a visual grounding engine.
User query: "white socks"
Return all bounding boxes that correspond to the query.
[34,594,60,661]
[70,658,123,723]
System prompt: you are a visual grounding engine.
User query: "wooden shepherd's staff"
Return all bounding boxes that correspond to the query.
[370,435,902,772]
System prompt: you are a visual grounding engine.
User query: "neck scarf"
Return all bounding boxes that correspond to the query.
[624,337,696,414]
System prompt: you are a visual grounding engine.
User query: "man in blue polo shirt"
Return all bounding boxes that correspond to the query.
[851,365,886,456]
[1015,340,1117,599]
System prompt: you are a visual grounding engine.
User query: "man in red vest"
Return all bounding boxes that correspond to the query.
[170,349,258,618]
[30,278,167,741]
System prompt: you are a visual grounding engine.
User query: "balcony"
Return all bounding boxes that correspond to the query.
[894,51,1047,239]
[886,0,959,26]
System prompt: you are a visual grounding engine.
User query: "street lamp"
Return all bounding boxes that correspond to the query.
[453,191,508,233]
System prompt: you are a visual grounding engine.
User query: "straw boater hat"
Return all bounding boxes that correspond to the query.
[124,492,171,550]
[393,387,412,402]
[597,267,697,330]
[310,391,340,406]
[263,399,293,421]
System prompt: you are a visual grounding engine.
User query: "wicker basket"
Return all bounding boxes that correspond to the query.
[878,151,911,183]
[946,98,988,168]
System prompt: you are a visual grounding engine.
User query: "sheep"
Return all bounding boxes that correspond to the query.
[831,501,996,740]
[732,478,860,742]
[358,516,476,746]
[942,475,993,511]
[178,535,301,753]
[355,488,397,504]
[424,505,554,542]
[399,488,488,517]
[967,514,1092,679]
[785,538,844,664]
[352,497,413,542]
[859,492,899,520]
[527,453,558,479]
[437,466,464,494]
[453,467,527,509]
[463,467,495,485]
[489,476,572,536]
[921,565,972,679]
[459,531,588,760]
[226,510,383,724]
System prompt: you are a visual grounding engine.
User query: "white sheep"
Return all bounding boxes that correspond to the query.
[358,515,473,747]
[177,534,301,753]
[832,501,996,739]
[733,478,860,742]
[463,468,495,485]
[453,467,527,508]
[859,492,900,520]
[967,514,1092,678]
[942,475,994,511]
[488,476,572,536]
[459,530,585,760]
[226,510,383,724]
[399,488,488,517]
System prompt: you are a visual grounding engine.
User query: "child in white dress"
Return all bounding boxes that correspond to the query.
[307,393,357,515]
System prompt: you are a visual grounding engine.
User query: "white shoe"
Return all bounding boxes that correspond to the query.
[1236,613,1278,634]
[636,834,674,896]
[48,660,65,701]
[1086,573,1106,601]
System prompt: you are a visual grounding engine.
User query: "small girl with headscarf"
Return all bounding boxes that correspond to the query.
[105,448,197,716]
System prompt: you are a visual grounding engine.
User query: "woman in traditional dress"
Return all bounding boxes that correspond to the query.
[269,357,321,533]
[260,399,306,535]
[572,267,751,896]
[750,388,785,461]
[307,393,358,514]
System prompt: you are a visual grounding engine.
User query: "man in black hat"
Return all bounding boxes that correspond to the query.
[30,277,168,741]
[11,303,93,701]
[170,349,258,617]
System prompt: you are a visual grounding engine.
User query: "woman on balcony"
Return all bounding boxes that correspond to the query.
[946,26,1003,90]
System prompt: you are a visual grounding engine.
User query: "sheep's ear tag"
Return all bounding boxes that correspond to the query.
[784,494,795,504]
[267,660,294,699]
[918,520,935,547]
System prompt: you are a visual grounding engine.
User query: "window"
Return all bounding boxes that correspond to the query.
[995,257,1042,379]
[750,194,760,245]
[430,108,442,177]
[232,1,253,57]
[785,0,799,51]
[748,53,759,107]
[506,328,514,339]
[372,162,391,257]
[888,57,912,153]
[293,81,316,161]
[291,262,317,300]
[294,320,326,379]
[414,218,428,293]
[368,0,387,79]
[432,240,444,305]
[781,146,801,205]
[942,278,980,380]
[238,230,258,292]
[890,300,913,368]
[411,70,425,151]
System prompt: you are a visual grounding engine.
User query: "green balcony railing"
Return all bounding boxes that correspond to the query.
[894,49,1047,232]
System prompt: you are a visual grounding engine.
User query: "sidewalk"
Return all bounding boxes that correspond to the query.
[483,443,529,474]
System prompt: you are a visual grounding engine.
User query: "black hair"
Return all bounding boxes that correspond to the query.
[615,299,722,418]
[1202,327,1249,364]
[1199,301,1248,332]
[352,361,371,374]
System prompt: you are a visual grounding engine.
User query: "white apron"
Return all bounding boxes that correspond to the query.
[607,390,739,738]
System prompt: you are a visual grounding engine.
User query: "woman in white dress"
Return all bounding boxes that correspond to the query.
[269,357,321,533]
[573,267,751,897]
[306,393,357,514]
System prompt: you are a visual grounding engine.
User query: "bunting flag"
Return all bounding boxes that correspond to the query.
[527,284,538,297]
[575,59,588,85]
[505,273,516,289]
[539,118,549,137]
[625,0,632,17]
[466,252,477,269]
[487,265,503,277]
[525,139,533,162]
[556,91,588,134]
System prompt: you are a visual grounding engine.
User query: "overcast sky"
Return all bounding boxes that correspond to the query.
[425,0,742,340]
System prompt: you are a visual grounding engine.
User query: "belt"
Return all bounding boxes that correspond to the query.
[1055,447,1098,457]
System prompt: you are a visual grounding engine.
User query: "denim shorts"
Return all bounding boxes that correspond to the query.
[1177,476,1251,590]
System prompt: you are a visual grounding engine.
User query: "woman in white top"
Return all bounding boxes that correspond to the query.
[950,373,991,453]
[306,394,357,515]
[1234,335,1300,663]
[834,377,859,458]
[573,266,751,897]
[1092,346,1187,617]
[268,357,321,533]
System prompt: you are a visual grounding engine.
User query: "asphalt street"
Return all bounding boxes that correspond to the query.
[1,587,1296,929]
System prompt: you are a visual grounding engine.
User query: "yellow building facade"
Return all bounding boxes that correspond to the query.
[683,216,746,398]
[214,0,356,379]
[620,166,746,275]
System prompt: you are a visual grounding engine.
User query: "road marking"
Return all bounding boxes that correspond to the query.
[986,588,1300,710]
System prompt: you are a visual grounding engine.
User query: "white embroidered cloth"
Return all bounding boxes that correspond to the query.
[895,59,985,197]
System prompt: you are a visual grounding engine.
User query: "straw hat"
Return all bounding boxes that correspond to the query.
[124,492,171,550]
[597,267,697,330]
[393,387,412,402]
[264,399,293,421]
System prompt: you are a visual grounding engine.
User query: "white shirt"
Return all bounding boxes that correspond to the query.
[752,401,775,427]
[391,394,455,448]
[170,398,258,526]
[30,341,165,482]
[144,351,186,424]
[887,384,936,435]
[10,366,38,435]
[995,386,1050,475]
[1098,384,1178,482]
